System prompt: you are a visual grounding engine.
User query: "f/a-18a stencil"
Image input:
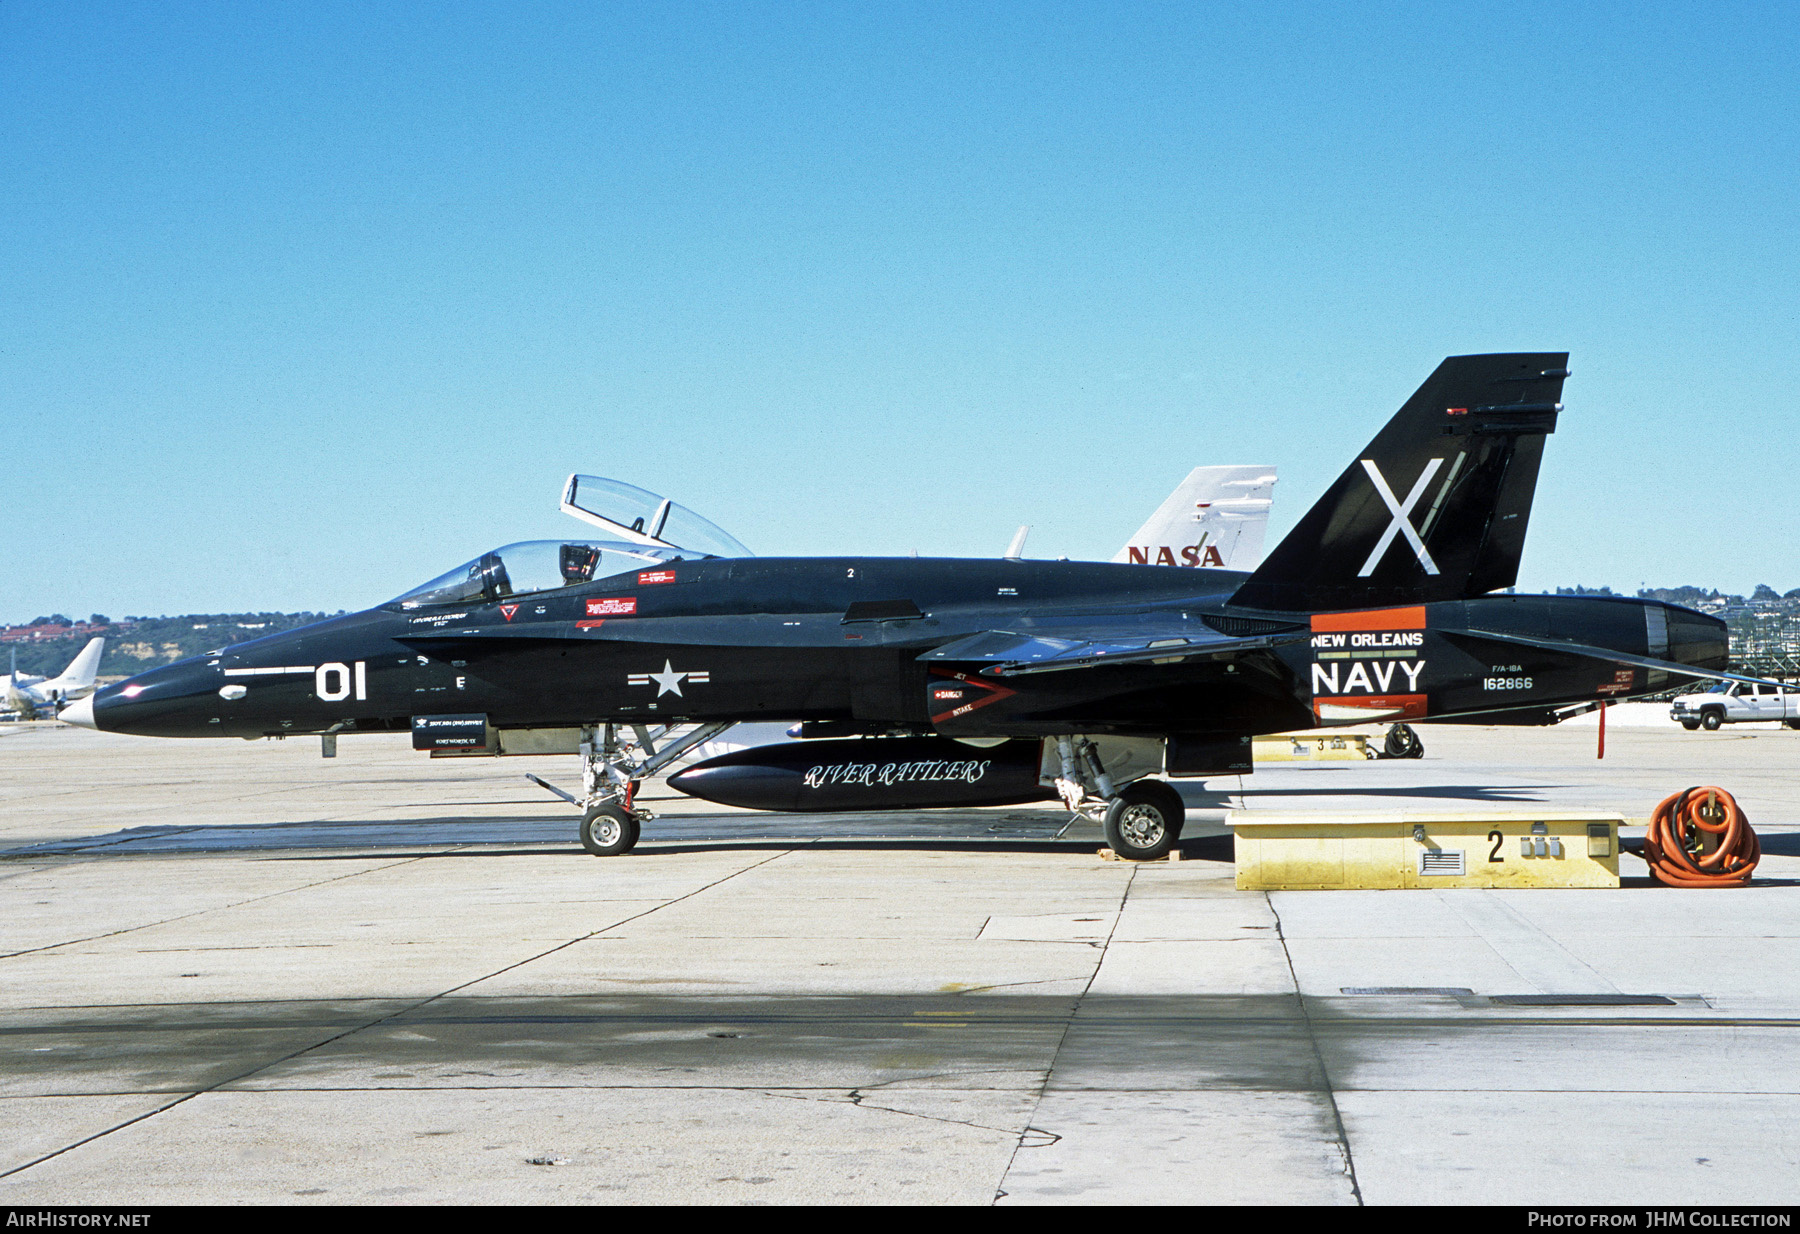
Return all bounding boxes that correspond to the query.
[69,354,1736,860]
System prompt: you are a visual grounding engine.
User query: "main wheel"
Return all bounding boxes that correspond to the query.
[1103,780,1185,862]
[580,804,641,856]
[1681,719,1701,731]
[1786,720,1800,731]
[1702,711,1723,731]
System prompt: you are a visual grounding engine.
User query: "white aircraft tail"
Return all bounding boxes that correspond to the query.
[44,637,105,699]
[1113,465,1276,570]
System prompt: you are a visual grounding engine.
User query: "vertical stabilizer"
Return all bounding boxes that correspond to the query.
[1231,353,1568,612]
[45,637,105,698]
[1114,465,1277,571]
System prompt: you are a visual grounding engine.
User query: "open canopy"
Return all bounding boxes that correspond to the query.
[561,475,751,559]
[391,474,755,610]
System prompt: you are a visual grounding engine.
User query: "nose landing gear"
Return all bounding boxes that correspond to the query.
[531,721,734,856]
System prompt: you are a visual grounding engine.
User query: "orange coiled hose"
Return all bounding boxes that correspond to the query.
[1643,786,1760,887]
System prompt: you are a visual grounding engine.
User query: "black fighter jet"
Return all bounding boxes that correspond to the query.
[65,353,1733,860]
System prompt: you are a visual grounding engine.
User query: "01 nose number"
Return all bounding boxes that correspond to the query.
[315,662,368,702]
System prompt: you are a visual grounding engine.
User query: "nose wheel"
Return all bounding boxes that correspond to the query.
[580,804,641,857]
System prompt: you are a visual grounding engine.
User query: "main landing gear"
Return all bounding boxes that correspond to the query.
[1102,779,1186,862]
[533,721,734,857]
[1052,736,1186,862]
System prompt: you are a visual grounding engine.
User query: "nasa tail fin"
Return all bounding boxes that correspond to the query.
[1230,353,1568,612]
[1113,465,1276,571]
[45,637,105,697]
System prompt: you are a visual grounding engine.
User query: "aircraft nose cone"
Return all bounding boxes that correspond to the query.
[60,694,96,729]
[86,661,223,736]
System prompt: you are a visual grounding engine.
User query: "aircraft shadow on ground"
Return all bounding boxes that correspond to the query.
[6,989,1659,1100]
[2,815,1239,864]
[6,810,1248,864]
[287,838,1216,861]
[1231,784,1563,803]
[4,989,1752,1109]
[261,835,1241,863]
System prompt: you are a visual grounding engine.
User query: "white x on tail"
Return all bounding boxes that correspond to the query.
[1357,458,1443,577]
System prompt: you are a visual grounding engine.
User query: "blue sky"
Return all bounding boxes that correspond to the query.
[4,2,1797,622]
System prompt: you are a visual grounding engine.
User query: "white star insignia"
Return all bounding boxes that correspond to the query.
[648,660,687,697]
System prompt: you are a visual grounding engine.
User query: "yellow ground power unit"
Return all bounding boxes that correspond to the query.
[1230,810,1623,890]
[1251,733,1371,762]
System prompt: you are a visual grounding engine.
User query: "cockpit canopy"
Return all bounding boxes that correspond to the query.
[391,476,754,610]
[560,475,751,559]
[390,540,684,610]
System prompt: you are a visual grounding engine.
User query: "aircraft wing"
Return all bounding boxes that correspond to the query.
[1450,628,1760,685]
[396,610,1312,676]
[919,622,1310,676]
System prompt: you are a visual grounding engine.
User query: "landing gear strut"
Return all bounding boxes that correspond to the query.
[1052,735,1185,861]
[534,721,734,857]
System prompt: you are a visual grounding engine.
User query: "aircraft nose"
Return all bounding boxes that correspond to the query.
[86,660,223,736]
[60,695,96,729]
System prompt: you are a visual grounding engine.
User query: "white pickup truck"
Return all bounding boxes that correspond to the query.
[1670,681,1800,730]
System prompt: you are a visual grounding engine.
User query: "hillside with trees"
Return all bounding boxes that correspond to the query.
[1555,585,1800,677]
[2,613,345,678]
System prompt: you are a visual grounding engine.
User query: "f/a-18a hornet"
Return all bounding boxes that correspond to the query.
[66,353,1735,860]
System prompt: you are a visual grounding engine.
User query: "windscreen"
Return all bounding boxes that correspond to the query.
[389,540,681,609]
